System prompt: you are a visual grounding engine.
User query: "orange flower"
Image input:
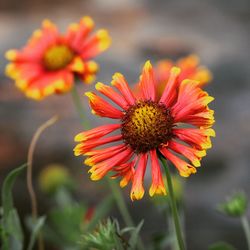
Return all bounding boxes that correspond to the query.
[74,61,215,200]
[5,17,111,100]
[135,55,212,99]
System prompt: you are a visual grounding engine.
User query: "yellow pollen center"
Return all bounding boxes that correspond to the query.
[43,45,74,71]
[121,100,173,153]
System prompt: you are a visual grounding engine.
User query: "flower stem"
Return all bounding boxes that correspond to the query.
[160,156,186,250]
[241,215,250,250]
[107,179,134,227]
[71,85,91,129]
[27,115,58,250]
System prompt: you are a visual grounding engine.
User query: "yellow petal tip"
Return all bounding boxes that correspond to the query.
[171,66,181,75]
[95,82,105,91]
[81,16,94,28]
[74,133,85,142]
[5,50,17,61]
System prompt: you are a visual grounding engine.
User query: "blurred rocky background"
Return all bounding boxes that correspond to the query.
[0,0,250,249]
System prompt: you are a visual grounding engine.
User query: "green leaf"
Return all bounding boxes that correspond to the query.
[208,241,236,250]
[1,164,26,250]
[84,195,114,232]
[27,216,46,250]
[47,203,86,245]
[128,220,144,250]
[2,164,27,216]
[6,209,24,250]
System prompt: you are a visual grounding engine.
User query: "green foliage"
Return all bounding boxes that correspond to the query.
[127,220,144,249]
[208,241,236,250]
[0,164,26,250]
[79,218,143,250]
[218,191,248,217]
[1,164,46,250]
[44,203,86,248]
[42,193,114,250]
[26,216,46,250]
[79,218,125,250]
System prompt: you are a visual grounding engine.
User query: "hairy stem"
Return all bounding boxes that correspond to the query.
[160,156,185,250]
[27,115,58,250]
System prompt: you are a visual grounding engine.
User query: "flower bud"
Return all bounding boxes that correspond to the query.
[218,191,248,217]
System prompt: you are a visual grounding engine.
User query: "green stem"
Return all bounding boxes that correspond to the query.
[71,85,91,129]
[241,216,250,250]
[107,179,134,227]
[160,156,185,250]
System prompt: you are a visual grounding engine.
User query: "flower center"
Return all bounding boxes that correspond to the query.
[121,100,174,153]
[43,45,74,71]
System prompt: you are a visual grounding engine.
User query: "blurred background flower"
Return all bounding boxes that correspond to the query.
[5,17,111,100]
[38,163,74,194]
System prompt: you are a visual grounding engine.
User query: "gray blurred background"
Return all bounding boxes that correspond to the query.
[0,0,250,249]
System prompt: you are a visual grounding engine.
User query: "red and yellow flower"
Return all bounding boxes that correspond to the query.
[135,55,212,99]
[5,17,111,100]
[74,61,215,200]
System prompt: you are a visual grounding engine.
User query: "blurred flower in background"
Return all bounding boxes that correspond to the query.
[5,16,111,100]
[135,54,212,98]
[38,163,73,194]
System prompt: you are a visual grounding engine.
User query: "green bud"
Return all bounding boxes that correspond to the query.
[218,191,248,217]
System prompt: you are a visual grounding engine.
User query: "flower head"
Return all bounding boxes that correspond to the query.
[5,17,111,100]
[74,60,215,200]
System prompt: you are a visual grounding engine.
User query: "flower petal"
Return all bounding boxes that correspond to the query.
[138,60,156,101]
[80,29,111,60]
[95,82,128,109]
[75,124,120,142]
[74,134,122,156]
[159,67,181,107]
[84,144,127,166]
[171,79,214,122]
[149,149,166,197]
[111,73,136,105]
[180,108,215,128]
[176,55,212,87]
[160,148,197,177]
[89,147,133,180]
[173,128,215,150]
[65,16,94,52]
[168,140,206,167]
[25,70,73,100]
[79,61,99,84]
[112,158,137,188]
[5,62,43,91]
[85,92,123,119]
[130,153,148,201]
